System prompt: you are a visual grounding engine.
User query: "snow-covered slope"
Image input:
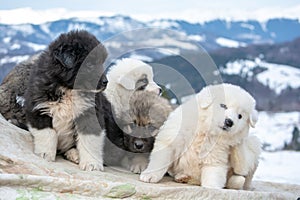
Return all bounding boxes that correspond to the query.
[254,151,300,184]
[251,112,300,151]
[221,58,300,95]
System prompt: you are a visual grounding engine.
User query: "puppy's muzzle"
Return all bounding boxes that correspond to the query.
[134,139,144,150]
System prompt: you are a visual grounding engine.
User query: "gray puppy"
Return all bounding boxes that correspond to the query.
[104,90,173,173]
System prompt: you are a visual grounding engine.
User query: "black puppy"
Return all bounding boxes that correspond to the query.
[24,30,108,171]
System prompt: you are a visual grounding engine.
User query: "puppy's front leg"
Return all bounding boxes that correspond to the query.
[201,165,228,189]
[140,147,173,183]
[29,127,58,162]
[77,131,105,171]
[75,108,105,171]
[128,154,149,174]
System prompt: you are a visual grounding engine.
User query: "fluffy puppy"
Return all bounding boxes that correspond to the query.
[104,58,161,119]
[140,84,261,189]
[24,30,108,171]
[104,91,172,173]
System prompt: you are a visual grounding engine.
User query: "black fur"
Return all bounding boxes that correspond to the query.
[25,30,107,130]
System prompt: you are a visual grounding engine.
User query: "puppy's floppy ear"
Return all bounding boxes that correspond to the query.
[199,87,213,109]
[118,76,135,90]
[249,109,258,128]
[53,45,77,68]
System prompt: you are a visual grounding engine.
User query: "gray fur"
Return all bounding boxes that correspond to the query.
[104,90,173,173]
[0,54,40,129]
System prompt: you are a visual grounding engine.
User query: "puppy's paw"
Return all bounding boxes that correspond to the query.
[130,163,147,174]
[140,170,165,183]
[129,156,148,174]
[31,128,57,162]
[35,153,56,162]
[35,151,56,162]
[64,148,79,164]
[226,175,245,190]
[174,174,191,183]
[79,161,104,171]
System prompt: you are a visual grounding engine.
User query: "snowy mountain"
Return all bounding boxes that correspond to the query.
[0,15,300,112]
[221,58,300,95]
[1,17,300,53]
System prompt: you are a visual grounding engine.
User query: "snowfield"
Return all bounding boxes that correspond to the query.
[215,37,247,48]
[251,111,300,151]
[222,58,300,94]
[251,112,300,185]
[254,151,300,185]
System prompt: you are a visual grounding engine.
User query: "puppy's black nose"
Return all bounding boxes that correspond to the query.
[224,118,234,127]
[134,140,144,150]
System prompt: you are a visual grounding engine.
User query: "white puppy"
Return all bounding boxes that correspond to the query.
[140,83,261,189]
[104,58,161,118]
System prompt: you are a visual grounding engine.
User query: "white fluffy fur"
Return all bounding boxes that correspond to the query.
[140,83,261,189]
[104,58,161,118]
[227,135,262,189]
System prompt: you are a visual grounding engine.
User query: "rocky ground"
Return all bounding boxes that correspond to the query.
[0,114,299,200]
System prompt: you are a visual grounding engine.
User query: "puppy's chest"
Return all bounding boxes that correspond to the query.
[192,134,229,164]
[39,88,95,135]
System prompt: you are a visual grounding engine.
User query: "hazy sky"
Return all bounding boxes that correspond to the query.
[1,0,300,24]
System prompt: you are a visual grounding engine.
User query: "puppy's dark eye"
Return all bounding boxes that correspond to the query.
[137,85,146,91]
[220,104,227,109]
[238,114,242,119]
[135,77,149,91]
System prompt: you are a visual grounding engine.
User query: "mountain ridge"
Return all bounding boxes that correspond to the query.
[0,15,300,111]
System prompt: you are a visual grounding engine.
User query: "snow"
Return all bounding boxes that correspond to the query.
[26,42,46,51]
[3,37,11,43]
[157,48,181,56]
[10,43,21,50]
[240,23,255,31]
[11,24,35,35]
[187,34,205,42]
[215,37,246,48]
[0,7,114,25]
[67,23,89,32]
[222,58,300,94]
[0,55,30,65]
[40,24,51,35]
[129,53,153,62]
[143,35,199,50]
[105,41,122,49]
[150,20,179,28]
[255,60,300,94]
[74,17,105,26]
[1,6,300,25]
[254,151,300,185]
[222,59,256,78]
[251,112,299,151]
